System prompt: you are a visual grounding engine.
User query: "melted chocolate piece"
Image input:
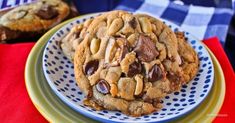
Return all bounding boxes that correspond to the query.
[142,95,153,103]
[168,72,182,91]
[148,65,163,82]
[119,46,129,61]
[87,88,93,98]
[134,35,159,62]
[95,79,110,94]
[0,25,42,41]
[167,72,180,83]
[180,57,185,66]
[121,72,126,77]
[74,31,81,39]
[35,4,58,20]
[128,17,137,29]
[127,61,142,77]
[116,38,130,61]
[84,60,99,76]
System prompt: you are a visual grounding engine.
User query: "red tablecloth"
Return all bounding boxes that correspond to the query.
[0,37,234,123]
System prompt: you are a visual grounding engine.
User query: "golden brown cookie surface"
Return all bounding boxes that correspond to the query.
[175,32,199,84]
[0,0,69,32]
[70,10,199,116]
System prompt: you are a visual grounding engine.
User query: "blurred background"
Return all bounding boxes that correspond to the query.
[73,0,235,70]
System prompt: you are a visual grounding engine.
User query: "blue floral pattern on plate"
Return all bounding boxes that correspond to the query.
[42,13,214,123]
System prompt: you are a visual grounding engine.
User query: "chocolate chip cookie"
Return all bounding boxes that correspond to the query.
[175,32,199,83]
[61,19,93,61]
[71,10,199,116]
[0,0,69,41]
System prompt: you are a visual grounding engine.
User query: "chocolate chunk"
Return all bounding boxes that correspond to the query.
[116,38,130,61]
[95,79,110,94]
[35,4,58,20]
[134,35,159,62]
[180,57,184,66]
[127,61,142,77]
[142,95,153,103]
[87,88,93,98]
[0,25,42,41]
[121,72,126,77]
[134,91,145,98]
[0,26,20,41]
[119,46,129,61]
[167,72,180,82]
[74,31,81,39]
[84,60,99,76]
[167,72,182,91]
[148,65,163,82]
[128,17,137,29]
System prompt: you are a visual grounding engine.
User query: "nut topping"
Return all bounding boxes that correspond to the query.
[139,17,152,33]
[10,10,27,20]
[134,74,143,95]
[105,38,118,64]
[90,38,101,54]
[108,18,123,35]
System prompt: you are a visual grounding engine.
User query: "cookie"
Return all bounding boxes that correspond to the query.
[0,0,70,41]
[61,19,93,61]
[175,32,199,83]
[72,10,199,116]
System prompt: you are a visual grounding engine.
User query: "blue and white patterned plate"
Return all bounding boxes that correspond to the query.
[42,13,214,123]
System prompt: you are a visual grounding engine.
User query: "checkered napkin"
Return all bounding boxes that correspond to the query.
[115,0,235,45]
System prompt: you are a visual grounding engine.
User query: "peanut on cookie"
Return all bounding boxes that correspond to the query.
[63,10,199,116]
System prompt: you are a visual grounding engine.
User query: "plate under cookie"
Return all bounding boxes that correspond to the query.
[42,13,214,123]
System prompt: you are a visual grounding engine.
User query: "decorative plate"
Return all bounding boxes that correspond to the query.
[24,22,225,122]
[42,13,214,123]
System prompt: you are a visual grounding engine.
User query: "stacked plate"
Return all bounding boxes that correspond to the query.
[25,13,225,123]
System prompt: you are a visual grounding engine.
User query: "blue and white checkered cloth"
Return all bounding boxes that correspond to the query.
[114,0,235,45]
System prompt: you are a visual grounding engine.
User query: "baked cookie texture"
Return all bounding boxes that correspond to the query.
[175,32,199,83]
[62,10,199,116]
[61,19,92,61]
[0,0,70,41]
